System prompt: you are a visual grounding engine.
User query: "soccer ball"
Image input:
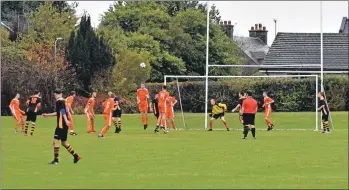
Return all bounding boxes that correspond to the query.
[140,62,146,68]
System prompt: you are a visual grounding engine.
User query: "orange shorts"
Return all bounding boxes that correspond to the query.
[13,112,23,121]
[104,114,112,126]
[166,109,174,118]
[158,104,166,113]
[139,103,148,112]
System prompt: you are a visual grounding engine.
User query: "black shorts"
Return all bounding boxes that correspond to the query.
[26,111,37,122]
[54,126,68,141]
[113,110,122,118]
[243,113,255,125]
[322,114,329,122]
[212,113,224,119]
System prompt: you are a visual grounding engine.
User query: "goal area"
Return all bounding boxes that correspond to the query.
[164,75,320,131]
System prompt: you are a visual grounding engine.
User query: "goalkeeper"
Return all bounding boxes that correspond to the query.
[208,99,230,131]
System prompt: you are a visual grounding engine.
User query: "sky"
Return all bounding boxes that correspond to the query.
[71,1,348,46]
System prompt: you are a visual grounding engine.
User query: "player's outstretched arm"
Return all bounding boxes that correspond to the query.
[42,112,57,117]
[232,104,241,112]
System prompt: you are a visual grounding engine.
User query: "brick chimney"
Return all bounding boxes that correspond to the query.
[249,23,268,44]
[220,20,234,40]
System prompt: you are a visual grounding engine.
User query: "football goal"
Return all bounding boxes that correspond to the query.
[164,74,320,131]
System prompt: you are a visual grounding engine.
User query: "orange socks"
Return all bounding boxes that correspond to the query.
[91,118,95,131]
[145,115,148,125]
[210,120,213,129]
[100,126,109,135]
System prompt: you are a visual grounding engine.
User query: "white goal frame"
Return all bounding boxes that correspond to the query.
[164,74,319,131]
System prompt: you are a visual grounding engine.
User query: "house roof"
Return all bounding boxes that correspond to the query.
[234,36,269,64]
[339,17,349,34]
[262,32,349,70]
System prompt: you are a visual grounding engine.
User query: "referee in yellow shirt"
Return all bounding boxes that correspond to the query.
[208,99,229,131]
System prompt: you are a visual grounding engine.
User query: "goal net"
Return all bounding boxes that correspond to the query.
[164,75,320,131]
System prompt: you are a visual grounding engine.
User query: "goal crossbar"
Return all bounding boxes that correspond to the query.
[164,75,319,131]
[207,64,321,68]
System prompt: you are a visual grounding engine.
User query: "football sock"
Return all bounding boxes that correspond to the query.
[24,122,29,134]
[30,122,36,135]
[91,118,95,131]
[65,145,78,157]
[21,122,25,131]
[145,115,148,125]
[69,117,74,131]
[86,118,91,132]
[141,115,145,125]
[166,120,170,129]
[251,127,256,138]
[209,120,213,129]
[113,119,117,128]
[118,120,122,129]
[54,147,59,161]
[14,121,20,130]
[171,120,176,129]
[243,126,249,138]
[100,126,109,135]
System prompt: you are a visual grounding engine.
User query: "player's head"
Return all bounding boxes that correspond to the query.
[34,90,40,96]
[238,92,244,98]
[141,83,145,89]
[15,93,20,99]
[263,91,268,97]
[318,92,325,98]
[71,91,76,97]
[210,99,216,105]
[92,92,97,98]
[162,85,167,90]
[53,89,62,99]
[246,91,252,97]
[108,91,113,97]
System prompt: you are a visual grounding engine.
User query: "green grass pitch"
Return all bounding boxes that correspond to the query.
[2,112,348,189]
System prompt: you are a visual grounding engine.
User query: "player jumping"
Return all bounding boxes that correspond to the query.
[137,84,149,130]
[9,93,25,133]
[208,99,229,131]
[113,97,122,133]
[154,86,169,134]
[85,92,97,133]
[318,92,330,134]
[24,90,41,136]
[65,91,77,135]
[98,92,115,138]
[42,89,81,165]
[166,96,177,130]
[263,92,275,131]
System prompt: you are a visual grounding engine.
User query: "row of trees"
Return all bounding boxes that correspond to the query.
[1,1,245,115]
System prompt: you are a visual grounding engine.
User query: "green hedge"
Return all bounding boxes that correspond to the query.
[144,76,349,113]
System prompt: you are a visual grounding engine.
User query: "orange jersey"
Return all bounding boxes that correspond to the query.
[10,99,21,113]
[242,97,258,114]
[158,90,169,106]
[264,97,273,111]
[65,96,74,111]
[103,98,115,114]
[137,88,149,104]
[85,97,95,113]
[166,96,177,110]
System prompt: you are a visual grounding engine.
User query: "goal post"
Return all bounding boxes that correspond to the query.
[164,74,319,131]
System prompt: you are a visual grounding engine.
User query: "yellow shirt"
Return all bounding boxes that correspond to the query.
[212,103,227,115]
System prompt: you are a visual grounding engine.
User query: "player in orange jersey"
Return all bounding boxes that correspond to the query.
[85,92,97,133]
[9,93,25,133]
[65,91,77,135]
[137,84,149,130]
[98,92,115,138]
[154,86,169,134]
[166,96,178,130]
[263,92,275,131]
